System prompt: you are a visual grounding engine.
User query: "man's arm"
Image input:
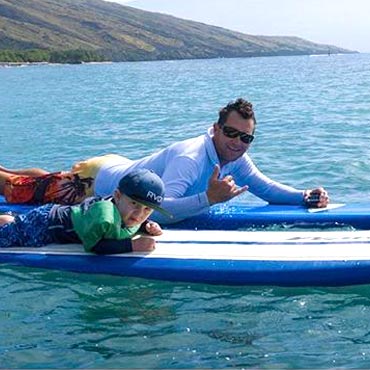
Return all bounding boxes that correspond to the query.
[235,157,304,204]
[149,156,210,224]
[151,163,248,224]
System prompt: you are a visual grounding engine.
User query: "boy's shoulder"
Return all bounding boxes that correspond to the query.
[71,196,121,231]
[78,196,113,208]
[71,196,116,219]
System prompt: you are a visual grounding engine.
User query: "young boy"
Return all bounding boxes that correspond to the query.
[0,169,170,254]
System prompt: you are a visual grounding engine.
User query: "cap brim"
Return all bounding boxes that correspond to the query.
[129,195,173,219]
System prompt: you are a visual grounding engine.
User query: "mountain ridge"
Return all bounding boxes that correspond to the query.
[0,0,356,63]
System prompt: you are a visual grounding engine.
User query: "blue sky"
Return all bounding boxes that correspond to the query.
[106,0,369,52]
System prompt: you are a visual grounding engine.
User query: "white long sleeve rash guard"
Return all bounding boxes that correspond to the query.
[94,128,304,224]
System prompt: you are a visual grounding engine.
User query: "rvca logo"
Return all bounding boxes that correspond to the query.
[147,191,163,203]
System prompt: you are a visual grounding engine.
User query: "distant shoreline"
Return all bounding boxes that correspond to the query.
[0,52,361,68]
[0,61,50,67]
[0,61,114,68]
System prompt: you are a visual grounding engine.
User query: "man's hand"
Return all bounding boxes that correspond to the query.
[206,165,248,205]
[303,187,329,208]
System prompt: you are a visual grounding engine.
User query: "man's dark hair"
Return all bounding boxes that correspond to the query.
[217,98,256,127]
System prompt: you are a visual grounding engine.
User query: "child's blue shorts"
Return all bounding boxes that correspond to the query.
[0,204,54,248]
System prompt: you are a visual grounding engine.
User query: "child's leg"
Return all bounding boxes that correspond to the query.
[0,216,21,247]
[0,214,15,225]
[16,205,54,247]
[0,165,49,176]
[0,167,49,194]
[1,155,112,204]
[0,169,13,194]
[0,205,54,247]
[3,172,68,204]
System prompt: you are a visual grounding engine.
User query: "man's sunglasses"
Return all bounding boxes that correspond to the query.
[220,125,254,144]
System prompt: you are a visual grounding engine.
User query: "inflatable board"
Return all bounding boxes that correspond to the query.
[1,197,370,230]
[2,229,370,286]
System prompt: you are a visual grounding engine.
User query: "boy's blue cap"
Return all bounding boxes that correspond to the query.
[118,169,172,218]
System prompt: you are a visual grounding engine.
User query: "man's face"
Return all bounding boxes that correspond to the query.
[213,110,255,166]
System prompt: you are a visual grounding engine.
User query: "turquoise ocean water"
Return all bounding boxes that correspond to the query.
[1,54,370,368]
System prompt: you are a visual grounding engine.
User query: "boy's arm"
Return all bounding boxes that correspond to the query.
[91,238,133,255]
[74,200,139,252]
[91,236,156,254]
[138,220,150,233]
[76,201,156,254]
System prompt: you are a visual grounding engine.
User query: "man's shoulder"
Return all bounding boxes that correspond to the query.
[168,133,207,154]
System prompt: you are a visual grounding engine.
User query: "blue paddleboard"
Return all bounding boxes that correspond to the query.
[1,196,370,230]
[173,202,370,230]
[2,229,370,286]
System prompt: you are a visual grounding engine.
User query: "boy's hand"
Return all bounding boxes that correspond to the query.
[132,236,156,252]
[145,221,163,236]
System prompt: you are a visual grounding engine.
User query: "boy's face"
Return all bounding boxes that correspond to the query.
[114,191,153,227]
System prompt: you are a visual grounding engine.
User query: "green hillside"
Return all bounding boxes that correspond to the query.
[0,0,356,63]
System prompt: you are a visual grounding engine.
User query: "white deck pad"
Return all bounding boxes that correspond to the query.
[1,229,370,261]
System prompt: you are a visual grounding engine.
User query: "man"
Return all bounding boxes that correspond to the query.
[0,98,329,223]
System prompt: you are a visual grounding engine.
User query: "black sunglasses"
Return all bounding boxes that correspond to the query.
[221,125,254,144]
